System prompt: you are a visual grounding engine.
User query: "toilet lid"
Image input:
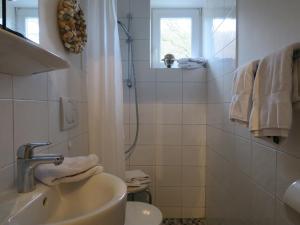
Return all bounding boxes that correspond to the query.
[125,202,163,225]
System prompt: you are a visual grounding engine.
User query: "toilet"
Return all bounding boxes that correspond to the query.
[125,201,163,225]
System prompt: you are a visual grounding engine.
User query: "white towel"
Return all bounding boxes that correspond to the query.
[125,170,151,187]
[229,60,259,126]
[177,57,207,64]
[178,62,204,70]
[35,154,103,186]
[177,57,207,69]
[126,179,151,187]
[249,43,300,137]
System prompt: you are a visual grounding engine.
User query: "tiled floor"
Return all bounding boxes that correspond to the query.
[162,218,205,225]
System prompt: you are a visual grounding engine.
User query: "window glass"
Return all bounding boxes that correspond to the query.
[151,9,201,68]
[25,17,39,43]
[0,4,2,26]
[160,18,192,59]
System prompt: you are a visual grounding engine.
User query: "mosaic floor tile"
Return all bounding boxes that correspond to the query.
[162,218,205,225]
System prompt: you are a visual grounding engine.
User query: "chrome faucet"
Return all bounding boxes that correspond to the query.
[17,142,64,193]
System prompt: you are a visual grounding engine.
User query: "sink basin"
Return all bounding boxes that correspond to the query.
[0,173,127,225]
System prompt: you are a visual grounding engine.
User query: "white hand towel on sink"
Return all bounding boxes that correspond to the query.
[229,60,259,127]
[249,43,300,137]
[35,154,103,186]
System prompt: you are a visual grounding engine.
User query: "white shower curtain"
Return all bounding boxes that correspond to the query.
[86,0,125,178]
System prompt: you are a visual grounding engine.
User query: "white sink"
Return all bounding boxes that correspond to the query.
[0,173,127,225]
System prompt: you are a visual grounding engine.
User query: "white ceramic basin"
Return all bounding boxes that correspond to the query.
[0,173,127,225]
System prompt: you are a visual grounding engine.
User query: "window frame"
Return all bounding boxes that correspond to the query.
[151,8,202,68]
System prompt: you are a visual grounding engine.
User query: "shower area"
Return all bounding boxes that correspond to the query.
[117,0,212,220]
[117,0,300,224]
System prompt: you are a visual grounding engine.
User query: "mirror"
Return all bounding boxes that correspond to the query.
[4,0,39,43]
[0,0,3,26]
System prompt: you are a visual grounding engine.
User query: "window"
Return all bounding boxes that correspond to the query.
[25,17,39,43]
[152,9,201,68]
[16,8,39,43]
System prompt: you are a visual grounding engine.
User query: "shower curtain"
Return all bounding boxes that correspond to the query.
[85,0,125,178]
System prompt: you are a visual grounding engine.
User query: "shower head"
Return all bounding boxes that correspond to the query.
[117,20,132,40]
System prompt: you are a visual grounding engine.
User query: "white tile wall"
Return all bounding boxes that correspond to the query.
[183,83,207,104]
[130,0,150,18]
[156,69,182,82]
[0,1,89,193]
[156,146,181,166]
[0,100,13,168]
[252,143,276,195]
[130,145,156,165]
[0,74,13,99]
[156,187,182,206]
[118,0,207,218]
[127,65,207,217]
[183,125,206,146]
[117,0,130,18]
[234,136,251,176]
[157,83,182,103]
[183,104,206,125]
[0,165,14,191]
[14,101,49,151]
[134,61,155,82]
[204,0,300,224]
[157,125,182,146]
[13,74,48,100]
[156,104,182,125]
[156,166,181,187]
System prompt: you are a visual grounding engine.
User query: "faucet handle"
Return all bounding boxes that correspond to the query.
[17,142,51,159]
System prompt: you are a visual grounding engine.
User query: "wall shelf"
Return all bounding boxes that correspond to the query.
[0,28,69,76]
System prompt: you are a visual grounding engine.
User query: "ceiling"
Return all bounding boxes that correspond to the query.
[7,0,38,8]
[151,0,205,8]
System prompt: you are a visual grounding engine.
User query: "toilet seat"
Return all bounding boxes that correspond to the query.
[125,202,163,225]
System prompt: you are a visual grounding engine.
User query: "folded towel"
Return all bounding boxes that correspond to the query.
[126,179,151,187]
[249,43,300,137]
[178,62,205,70]
[177,57,207,64]
[125,170,149,181]
[229,60,259,127]
[35,154,103,186]
[177,58,207,69]
[125,170,151,187]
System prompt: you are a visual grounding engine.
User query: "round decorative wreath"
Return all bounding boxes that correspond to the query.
[57,0,87,54]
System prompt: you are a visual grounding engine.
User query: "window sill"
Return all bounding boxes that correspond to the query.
[152,62,181,69]
[152,62,207,70]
